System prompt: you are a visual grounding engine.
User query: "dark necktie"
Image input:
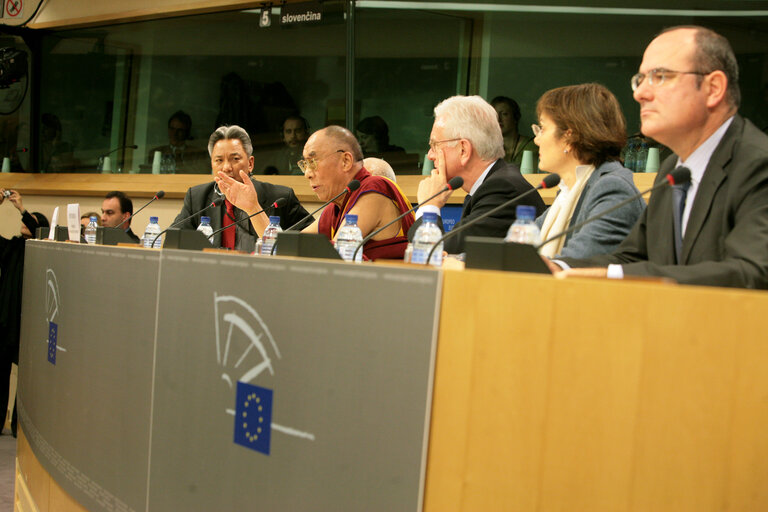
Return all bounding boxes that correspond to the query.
[672,180,691,263]
[222,200,236,249]
[462,194,472,217]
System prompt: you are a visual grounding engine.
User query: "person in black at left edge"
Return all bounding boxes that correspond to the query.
[0,188,49,437]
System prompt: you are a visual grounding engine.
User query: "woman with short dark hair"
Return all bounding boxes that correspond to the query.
[533,83,645,258]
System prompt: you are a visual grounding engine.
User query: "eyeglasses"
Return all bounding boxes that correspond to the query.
[428,138,462,151]
[297,149,345,174]
[631,68,711,91]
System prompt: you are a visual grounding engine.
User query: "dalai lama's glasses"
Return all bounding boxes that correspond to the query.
[297,149,345,174]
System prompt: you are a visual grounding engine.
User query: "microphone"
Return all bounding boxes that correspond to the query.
[100,144,138,159]
[208,197,288,239]
[269,179,362,256]
[284,179,361,233]
[115,190,165,230]
[536,166,691,252]
[351,176,464,262]
[150,197,224,247]
[425,174,560,263]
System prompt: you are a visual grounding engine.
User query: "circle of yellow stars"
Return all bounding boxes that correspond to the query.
[242,393,265,442]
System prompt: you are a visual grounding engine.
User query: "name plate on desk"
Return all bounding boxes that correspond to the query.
[276,231,341,260]
[465,236,551,274]
[162,228,213,251]
[96,226,136,246]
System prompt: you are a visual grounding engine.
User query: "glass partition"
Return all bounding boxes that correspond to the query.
[8,1,768,174]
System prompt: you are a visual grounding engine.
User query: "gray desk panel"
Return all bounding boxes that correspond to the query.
[148,251,440,511]
[19,242,159,512]
[18,243,441,512]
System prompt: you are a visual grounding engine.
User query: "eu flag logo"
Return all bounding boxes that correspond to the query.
[47,322,57,365]
[234,381,273,455]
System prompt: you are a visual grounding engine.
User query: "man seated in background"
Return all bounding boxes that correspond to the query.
[262,115,310,175]
[147,110,209,174]
[411,95,545,254]
[101,191,140,243]
[175,125,310,252]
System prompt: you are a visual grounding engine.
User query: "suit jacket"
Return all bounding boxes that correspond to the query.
[535,161,645,259]
[562,115,768,289]
[409,159,546,254]
[174,179,311,252]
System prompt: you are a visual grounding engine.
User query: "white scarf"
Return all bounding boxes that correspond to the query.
[538,165,595,258]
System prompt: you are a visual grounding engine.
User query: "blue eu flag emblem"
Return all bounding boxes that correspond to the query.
[47,322,57,365]
[234,381,273,455]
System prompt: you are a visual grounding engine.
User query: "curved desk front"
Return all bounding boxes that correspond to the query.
[15,241,768,511]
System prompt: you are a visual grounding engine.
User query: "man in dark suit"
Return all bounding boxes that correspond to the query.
[410,95,545,254]
[101,191,141,243]
[174,125,310,252]
[557,26,768,289]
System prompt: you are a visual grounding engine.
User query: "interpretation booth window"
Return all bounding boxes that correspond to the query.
[4,1,768,174]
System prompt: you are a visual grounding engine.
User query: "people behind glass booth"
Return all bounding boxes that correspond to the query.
[490,96,538,169]
[261,115,310,175]
[40,113,76,172]
[147,110,210,174]
[355,116,405,157]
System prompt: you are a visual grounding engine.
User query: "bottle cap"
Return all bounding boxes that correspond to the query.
[515,205,535,221]
[150,216,158,223]
[269,216,280,224]
[345,214,358,224]
[423,212,438,223]
[90,216,97,222]
[201,216,210,223]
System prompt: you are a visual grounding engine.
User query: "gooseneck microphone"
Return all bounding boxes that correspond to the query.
[208,197,288,239]
[536,166,691,252]
[115,190,165,230]
[286,179,361,232]
[151,197,224,247]
[100,144,138,159]
[425,174,561,264]
[270,179,362,256]
[351,176,464,262]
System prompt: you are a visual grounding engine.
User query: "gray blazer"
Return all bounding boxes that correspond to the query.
[535,161,645,259]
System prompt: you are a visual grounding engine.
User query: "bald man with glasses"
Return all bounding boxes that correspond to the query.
[555,26,768,289]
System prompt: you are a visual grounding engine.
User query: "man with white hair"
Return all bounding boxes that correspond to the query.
[411,95,545,254]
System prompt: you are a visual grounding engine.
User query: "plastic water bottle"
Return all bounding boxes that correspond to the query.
[260,216,282,255]
[334,214,364,262]
[624,140,637,172]
[143,216,162,249]
[197,215,214,241]
[635,141,648,173]
[84,216,98,245]
[505,205,541,245]
[411,212,443,267]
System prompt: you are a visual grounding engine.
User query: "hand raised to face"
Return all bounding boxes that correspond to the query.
[215,170,261,215]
